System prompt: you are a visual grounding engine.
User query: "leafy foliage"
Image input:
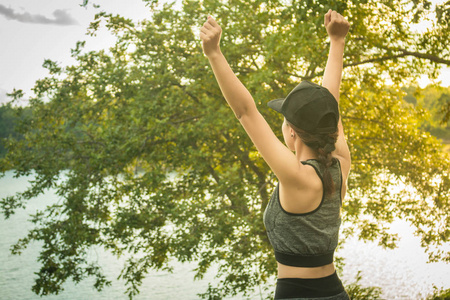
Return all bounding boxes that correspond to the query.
[344,271,382,300]
[0,103,29,158]
[426,286,450,300]
[403,85,450,143]
[1,0,450,298]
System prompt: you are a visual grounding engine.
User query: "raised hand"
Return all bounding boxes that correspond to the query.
[324,10,350,42]
[200,16,222,58]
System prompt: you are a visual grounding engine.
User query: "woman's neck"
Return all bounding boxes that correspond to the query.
[294,140,318,162]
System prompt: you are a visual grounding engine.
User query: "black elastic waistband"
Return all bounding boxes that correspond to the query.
[275,272,346,299]
[275,250,334,267]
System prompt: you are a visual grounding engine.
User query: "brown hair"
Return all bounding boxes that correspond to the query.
[286,120,338,197]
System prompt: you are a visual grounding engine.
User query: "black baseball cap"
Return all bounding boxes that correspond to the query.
[267,81,339,134]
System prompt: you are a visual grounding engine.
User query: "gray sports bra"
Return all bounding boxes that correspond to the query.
[263,158,343,267]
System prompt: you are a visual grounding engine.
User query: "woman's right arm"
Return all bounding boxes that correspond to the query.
[199,16,256,119]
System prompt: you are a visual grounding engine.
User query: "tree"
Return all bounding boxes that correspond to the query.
[1,0,449,298]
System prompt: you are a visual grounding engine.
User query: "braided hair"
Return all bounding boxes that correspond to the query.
[286,120,338,197]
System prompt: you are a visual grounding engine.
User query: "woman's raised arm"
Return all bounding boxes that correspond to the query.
[322,10,351,172]
[199,16,311,185]
[322,9,350,102]
[199,16,257,119]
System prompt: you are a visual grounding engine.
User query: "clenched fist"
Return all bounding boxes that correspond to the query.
[200,16,222,58]
[324,10,350,42]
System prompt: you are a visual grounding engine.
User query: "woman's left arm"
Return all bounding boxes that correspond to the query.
[200,16,256,119]
[322,10,350,102]
[322,10,351,174]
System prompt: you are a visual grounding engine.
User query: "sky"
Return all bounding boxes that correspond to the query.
[0,0,449,106]
[0,0,153,106]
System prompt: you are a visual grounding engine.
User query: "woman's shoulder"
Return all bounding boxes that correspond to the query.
[278,162,324,214]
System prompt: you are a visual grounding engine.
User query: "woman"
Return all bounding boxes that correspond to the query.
[200,9,351,300]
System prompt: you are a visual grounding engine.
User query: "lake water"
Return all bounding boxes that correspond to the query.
[1,170,449,299]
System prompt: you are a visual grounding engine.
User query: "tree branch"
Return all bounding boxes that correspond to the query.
[343,53,409,68]
[172,83,205,107]
[399,48,450,66]
[344,49,450,68]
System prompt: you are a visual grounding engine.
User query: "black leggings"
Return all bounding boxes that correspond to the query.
[274,272,349,300]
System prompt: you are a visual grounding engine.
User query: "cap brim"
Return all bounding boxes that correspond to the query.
[267,98,284,113]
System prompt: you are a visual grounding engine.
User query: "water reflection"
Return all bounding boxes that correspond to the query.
[1,171,448,299]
